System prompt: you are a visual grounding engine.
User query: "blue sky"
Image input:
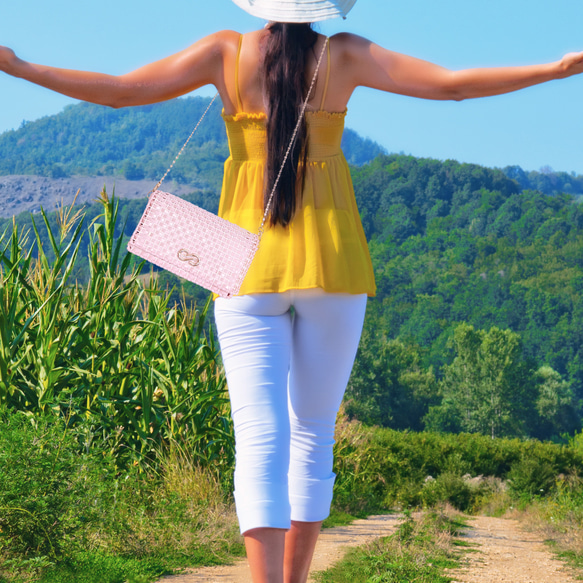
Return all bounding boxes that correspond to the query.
[1,0,582,174]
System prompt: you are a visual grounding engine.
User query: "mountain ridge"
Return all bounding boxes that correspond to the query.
[0,95,388,216]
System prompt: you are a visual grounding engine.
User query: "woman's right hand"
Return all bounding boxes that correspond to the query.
[558,51,583,79]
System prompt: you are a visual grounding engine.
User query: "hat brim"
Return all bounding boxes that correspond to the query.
[231,0,357,23]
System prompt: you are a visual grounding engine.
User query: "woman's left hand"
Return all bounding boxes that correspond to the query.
[0,46,18,73]
[343,33,583,102]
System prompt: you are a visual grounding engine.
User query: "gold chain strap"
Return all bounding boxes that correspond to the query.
[149,92,220,196]
[258,37,329,239]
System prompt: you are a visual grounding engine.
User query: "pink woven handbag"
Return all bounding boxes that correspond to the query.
[127,190,260,298]
[127,38,328,298]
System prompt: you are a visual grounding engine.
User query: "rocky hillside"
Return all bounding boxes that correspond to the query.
[0,175,196,218]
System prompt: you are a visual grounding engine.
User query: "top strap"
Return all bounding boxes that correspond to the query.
[234,34,244,112]
[319,39,331,111]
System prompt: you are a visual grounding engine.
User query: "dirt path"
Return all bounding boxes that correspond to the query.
[450,515,578,583]
[159,514,579,583]
[158,514,403,583]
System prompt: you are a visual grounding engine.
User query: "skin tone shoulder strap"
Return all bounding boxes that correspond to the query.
[319,38,331,111]
[234,34,244,112]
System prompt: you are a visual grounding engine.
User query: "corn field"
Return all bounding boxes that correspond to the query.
[0,189,233,471]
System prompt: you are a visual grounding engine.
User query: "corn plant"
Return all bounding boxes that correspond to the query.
[0,189,233,471]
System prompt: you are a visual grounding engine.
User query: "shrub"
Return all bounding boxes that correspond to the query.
[332,416,583,514]
[0,408,242,583]
[421,472,475,512]
[0,411,119,579]
[507,456,557,498]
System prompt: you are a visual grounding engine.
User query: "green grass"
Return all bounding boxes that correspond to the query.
[33,553,171,583]
[322,510,360,529]
[4,407,583,582]
[0,411,243,583]
[555,549,583,577]
[323,509,398,529]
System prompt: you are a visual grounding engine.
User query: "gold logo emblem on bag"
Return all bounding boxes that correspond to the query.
[177,249,200,267]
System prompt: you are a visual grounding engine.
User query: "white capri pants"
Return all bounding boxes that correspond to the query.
[214,288,367,534]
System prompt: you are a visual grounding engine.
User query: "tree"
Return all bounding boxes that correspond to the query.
[532,365,580,438]
[346,330,437,430]
[428,324,535,438]
[123,160,145,181]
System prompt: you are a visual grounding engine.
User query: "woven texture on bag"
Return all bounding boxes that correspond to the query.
[127,191,259,298]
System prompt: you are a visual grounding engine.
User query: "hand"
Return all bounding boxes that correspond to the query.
[0,46,18,73]
[559,51,583,79]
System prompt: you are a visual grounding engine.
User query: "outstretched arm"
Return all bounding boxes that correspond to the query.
[0,31,233,108]
[338,33,583,101]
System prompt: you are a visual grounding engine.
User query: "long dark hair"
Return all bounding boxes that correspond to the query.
[262,23,318,227]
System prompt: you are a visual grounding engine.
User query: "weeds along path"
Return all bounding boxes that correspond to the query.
[450,515,578,583]
[158,514,403,583]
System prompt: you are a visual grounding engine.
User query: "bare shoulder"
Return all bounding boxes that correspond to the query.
[330,32,372,46]
[330,32,374,52]
[206,29,242,44]
[330,32,375,65]
[183,29,242,61]
[328,32,378,89]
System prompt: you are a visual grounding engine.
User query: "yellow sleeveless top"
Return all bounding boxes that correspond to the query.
[217,37,376,297]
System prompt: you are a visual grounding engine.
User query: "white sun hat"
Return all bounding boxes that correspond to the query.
[231,0,357,23]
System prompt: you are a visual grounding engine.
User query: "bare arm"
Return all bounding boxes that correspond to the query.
[337,33,583,101]
[0,31,235,108]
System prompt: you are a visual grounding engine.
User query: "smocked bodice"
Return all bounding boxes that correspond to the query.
[222,110,347,162]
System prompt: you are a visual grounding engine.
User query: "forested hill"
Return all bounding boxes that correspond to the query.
[348,154,583,439]
[0,96,385,188]
[503,165,583,198]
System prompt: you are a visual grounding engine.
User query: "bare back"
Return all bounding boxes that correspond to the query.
[219,30,355,117]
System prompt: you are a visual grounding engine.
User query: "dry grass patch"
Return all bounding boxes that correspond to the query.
[89,447,243,566]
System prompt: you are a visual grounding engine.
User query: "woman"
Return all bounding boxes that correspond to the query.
[1,1,582,581]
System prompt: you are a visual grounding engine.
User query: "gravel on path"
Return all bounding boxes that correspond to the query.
[450,515,578,583]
